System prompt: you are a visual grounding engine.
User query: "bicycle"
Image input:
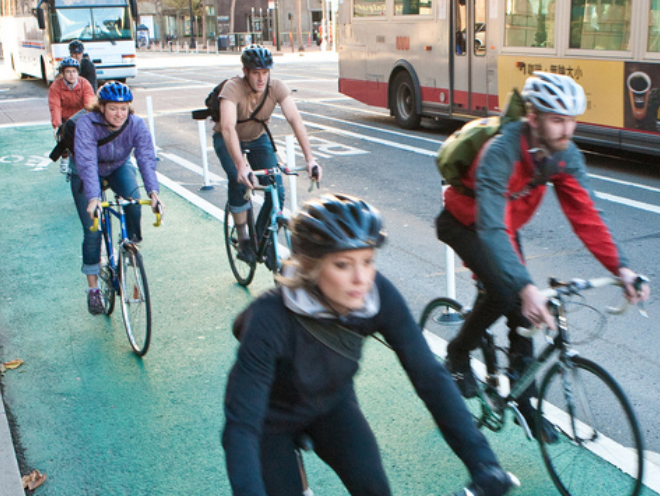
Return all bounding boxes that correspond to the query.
[91,188,162,356]
[419,276,647,496]
[224,163,318,286]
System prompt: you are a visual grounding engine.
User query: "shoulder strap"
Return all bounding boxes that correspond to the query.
[292,314,365,362]
[98,117,130,147]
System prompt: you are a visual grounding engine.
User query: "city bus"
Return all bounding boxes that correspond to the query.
[337,0,660,155]
[1,0,138,85]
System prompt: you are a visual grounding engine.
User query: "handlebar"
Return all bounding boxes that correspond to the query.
[517,275,649,338]
[90,198,162,232]
[244,164,320,198]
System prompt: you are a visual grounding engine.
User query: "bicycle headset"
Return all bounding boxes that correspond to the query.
[290,194,387,258]
[241,44,274,70]
[521,71,587,117]
[69,40,84,54]
[98,81,133,103]
[59,57,80,73]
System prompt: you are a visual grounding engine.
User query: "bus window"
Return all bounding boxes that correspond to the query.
[570,0,631,50]
[354,0,387,16]
[505,0,554,47]
[649,0,660,52]
[474,0,487,56]
[51,7,132,43]
[455,0,467,55]
[395,0,433,15]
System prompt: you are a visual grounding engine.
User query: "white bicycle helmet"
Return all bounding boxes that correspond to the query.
[521,72,587,117]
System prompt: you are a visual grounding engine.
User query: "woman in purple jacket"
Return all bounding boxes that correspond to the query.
[70,81,163,315]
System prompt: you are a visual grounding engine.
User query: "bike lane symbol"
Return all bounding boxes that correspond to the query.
[0,154,52,171]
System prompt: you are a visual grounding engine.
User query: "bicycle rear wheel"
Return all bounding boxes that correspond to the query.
[538,356,644,496]
[224,202,256,286]
[119,246,152,356]
[419,297,466,358]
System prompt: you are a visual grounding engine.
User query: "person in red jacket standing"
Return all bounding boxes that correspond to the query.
[47,57,95,174]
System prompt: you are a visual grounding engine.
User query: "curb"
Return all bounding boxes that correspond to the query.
[0,388,24,496]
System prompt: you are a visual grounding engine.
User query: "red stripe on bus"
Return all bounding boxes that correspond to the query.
[341,78,500,113]
[339,78,388,108]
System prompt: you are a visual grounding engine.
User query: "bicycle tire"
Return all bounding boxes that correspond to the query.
[224,202,256,287]
[99,236,116,316]
[538,356,644,496]
[419,297,465,332]
[269,217,292,279]
[119,247,152,357]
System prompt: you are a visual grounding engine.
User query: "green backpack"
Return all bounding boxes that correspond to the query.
[436,89,526,195]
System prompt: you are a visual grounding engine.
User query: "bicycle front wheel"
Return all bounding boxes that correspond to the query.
[538,356,644,496]
[99,238,116,316]
[224,202,256,287]
[119,247,152,357]
[269,216,292,280]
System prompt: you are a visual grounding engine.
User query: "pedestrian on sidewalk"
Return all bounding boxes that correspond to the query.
[222,194,517,496]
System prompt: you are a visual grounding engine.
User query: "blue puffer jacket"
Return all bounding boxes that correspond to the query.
[73,111,159,201]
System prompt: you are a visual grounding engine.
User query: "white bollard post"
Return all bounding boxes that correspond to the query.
[286,135,298,213]
[146,96,157,154]
[198,120,213,190]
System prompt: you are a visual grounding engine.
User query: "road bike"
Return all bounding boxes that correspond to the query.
[91,189,162,356]
[224,164,318,286]
[419,276,647,496]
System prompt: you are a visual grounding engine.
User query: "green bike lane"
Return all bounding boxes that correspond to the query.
[0,124,657,495]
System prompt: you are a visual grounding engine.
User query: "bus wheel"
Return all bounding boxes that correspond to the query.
[40,58,49,87]
[392,71,421,130]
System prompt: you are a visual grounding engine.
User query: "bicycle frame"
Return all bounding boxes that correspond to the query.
[252,170,289,270]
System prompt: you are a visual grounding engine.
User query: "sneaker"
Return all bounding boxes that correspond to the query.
[87,288,105,315]
[450,465,519,496]
[236,239,256,264]
[446,351,479,399]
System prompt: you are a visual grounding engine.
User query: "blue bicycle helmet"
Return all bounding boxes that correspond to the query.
[69,40,84,54]
[98,81,133,103]
[291,194,387,258]
[59,57,80,73]
[241,44,274,70]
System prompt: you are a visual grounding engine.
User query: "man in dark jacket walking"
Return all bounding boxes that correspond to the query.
[69,40,98,92]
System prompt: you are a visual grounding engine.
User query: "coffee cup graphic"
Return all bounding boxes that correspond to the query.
[627,71,652,120]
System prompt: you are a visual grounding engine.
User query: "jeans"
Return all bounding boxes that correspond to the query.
[70,158,142,276]
[435,209,533,362]
[212,132,284,215]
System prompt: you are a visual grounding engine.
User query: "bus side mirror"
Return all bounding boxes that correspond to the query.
[35,7,46,29]
[129,0,138,19]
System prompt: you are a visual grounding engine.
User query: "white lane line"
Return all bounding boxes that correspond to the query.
[0,120,50,129]
[590,173,660,194]
[271,113,438,156]
[421,330,660,493]
[293,110,444,145]
[159,151,226,185]
[156,172,225,220]
[595,192,660,215]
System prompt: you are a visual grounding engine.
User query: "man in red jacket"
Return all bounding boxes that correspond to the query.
[47,57,95,174]
[436,72,650,442]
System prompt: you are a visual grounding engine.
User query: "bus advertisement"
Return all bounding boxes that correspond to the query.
[337,0,660,155]
[1,0,139,85]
